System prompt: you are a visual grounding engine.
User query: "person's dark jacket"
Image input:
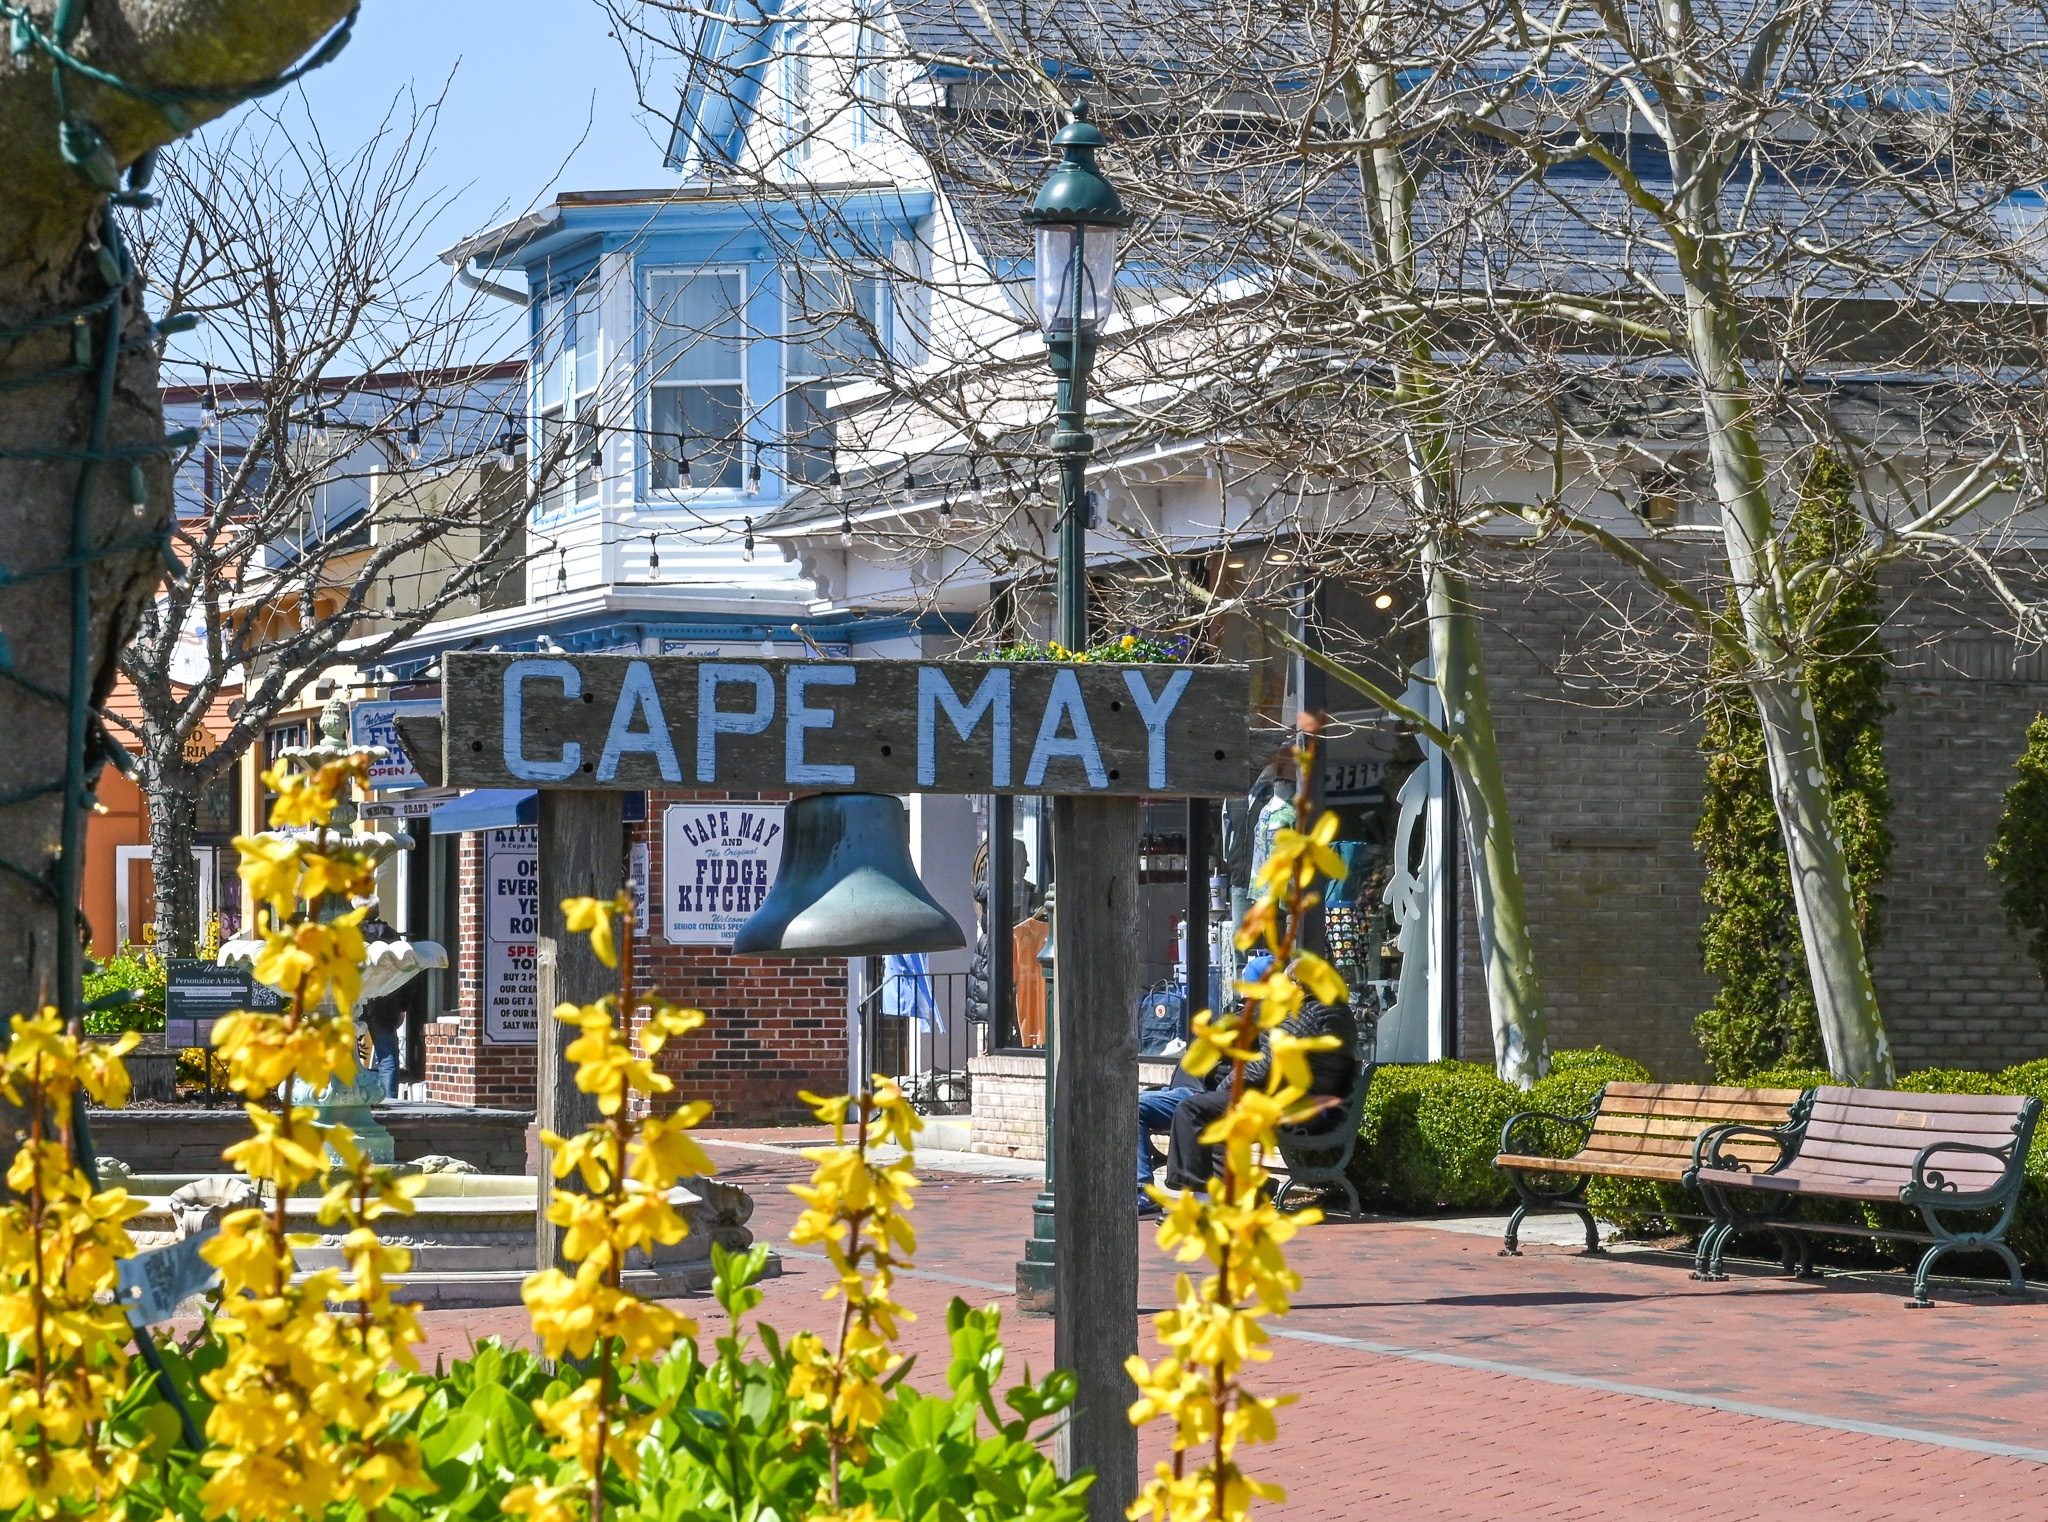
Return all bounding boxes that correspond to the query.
[1203,998,1358,1105]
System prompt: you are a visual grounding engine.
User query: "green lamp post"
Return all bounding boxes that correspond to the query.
[1014,98,1131,1311]
[1013,99,1143,1521]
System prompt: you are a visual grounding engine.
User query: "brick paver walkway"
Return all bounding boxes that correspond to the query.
[419,1131,2048,1519]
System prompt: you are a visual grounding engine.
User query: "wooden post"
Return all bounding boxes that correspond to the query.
[1186,799,1210,1019]
[535,789,620,1270]
[990,794,1015,1047]
[1051,795,1140,1520]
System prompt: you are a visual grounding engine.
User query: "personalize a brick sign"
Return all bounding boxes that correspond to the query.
[441,653,1251,797]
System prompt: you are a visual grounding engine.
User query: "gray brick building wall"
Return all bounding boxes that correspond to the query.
[1448,545,2048,1080]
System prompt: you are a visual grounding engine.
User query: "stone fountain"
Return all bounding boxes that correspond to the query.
[156,698,773,1307]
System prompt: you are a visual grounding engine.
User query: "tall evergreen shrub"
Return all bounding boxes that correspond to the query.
[1988,714,2048,990]
[1694,452,1894,1078]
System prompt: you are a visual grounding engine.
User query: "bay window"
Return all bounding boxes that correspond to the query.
[533,273,599,508]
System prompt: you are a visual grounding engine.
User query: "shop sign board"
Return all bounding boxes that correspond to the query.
[483,826,538,1044]
[440,653,1252,798]
[162,960,280,1048]
[662,803,785,945]
[352,699,444,790]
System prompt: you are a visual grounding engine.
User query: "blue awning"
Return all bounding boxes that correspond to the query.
[430,788,537,834]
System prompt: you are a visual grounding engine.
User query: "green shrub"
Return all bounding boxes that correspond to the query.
[1520,1049,1679,1229]
[1988,715,2048,992]
[1349,1060,1520,1211]
[1740,1064,1833,1092]
[81,946,165,1036]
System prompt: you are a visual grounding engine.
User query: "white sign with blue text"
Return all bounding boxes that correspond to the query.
[351,698,444,790]
[663,803,785,945]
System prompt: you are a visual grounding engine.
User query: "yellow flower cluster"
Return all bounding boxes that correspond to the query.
[508,893,712,1522]
[785,1080,922,1512]
[200,747,428,1521]
[1127,733,1344,1522]
[0,1012,145,1516]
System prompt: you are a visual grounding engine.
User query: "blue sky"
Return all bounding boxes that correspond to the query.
[180,0,682,366]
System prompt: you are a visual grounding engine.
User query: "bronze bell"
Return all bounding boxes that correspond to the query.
[731,792,967,957]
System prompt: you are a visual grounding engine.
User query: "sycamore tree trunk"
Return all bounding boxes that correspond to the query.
[0,1,354,1020]
[1353,38,1551,1085]
[1661,0,1893,1085]
[141,753,203,955]
[1424,539,1551,1086]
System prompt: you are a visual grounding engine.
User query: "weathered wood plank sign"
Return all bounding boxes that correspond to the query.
[441,653,1252,797]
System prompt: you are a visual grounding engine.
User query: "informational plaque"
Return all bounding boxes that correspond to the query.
[441,654,1252,797]
[163,960,280,1048]
[663,803,785,945]
[482,825,538,1044]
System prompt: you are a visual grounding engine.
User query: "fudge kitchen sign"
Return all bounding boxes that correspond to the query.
[663,804,785,945]
[440,653,1252,797]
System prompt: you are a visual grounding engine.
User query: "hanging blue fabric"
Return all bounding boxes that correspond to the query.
[883,951,939,1031]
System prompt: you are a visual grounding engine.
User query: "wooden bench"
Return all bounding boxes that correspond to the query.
[1688,1086,2042,1306]
[1273,1062,1376,1222]
[1494,1082,1810,1266]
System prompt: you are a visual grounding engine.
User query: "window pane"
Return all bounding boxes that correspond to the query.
[535,291,565,410]
[572,276,599,395]
[647,270,746,383]
[651,385,744,489]
[784,383,834,484]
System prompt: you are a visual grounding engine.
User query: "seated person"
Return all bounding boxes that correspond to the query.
[1137,953,1275,1215]
[1162,987,1357,1195]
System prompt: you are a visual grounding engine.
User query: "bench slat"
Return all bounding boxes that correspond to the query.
[1813,1086,2033,1119]
[1796,1134,2014,1171]
[1602,1083,1807,1106]
[1802,1116,2023,1152]
[1591,1112,1789,1142]
[1495,1151,1693,1182]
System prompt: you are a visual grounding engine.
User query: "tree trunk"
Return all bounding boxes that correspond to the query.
[1425,543,1551,1087]
[0,0,353,1020]
[1663,25,1895,1084]
[144,757,202,957]
[1350,40,1552,1086]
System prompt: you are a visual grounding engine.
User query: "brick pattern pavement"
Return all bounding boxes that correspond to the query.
[406,1135,2048,1518]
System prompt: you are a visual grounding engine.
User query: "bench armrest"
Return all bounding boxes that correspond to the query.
[1690,1122,1793,1178]
[1498,1107,1595,1160]
[1905,1140,2023,1205]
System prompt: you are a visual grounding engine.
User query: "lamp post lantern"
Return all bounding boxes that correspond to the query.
[1015,97,1141,1522]
[1021,97,1130,654]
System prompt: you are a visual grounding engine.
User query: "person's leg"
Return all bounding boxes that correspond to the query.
[1163,1089,1230,1191]
[370,1024,401,1100]
[1137,1089,1182,1187]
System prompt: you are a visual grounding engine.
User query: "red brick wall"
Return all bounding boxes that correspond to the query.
[630,788,849,1126]
[424,790,849,1126]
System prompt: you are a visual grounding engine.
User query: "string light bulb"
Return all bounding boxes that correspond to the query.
[648,534,660,573]
[743,515,756,562]
[587,428,603,473]
[310,404,328,442]
[498,427,517,470]
[748,440,763,489]
[403,407,422,462]
[674,432,691,485]
[557,549,568,591]
[199,363,217,428]
[840,505,853,546]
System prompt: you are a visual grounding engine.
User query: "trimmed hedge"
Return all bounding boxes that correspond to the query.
[1349,1051,2048,1269]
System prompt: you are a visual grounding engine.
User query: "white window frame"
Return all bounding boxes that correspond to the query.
[532,272,600,512]
[643,264,752,496]
[782,17,814,167]
[783,265,888,487]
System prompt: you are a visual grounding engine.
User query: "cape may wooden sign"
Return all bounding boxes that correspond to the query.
[440,652,1251,797]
